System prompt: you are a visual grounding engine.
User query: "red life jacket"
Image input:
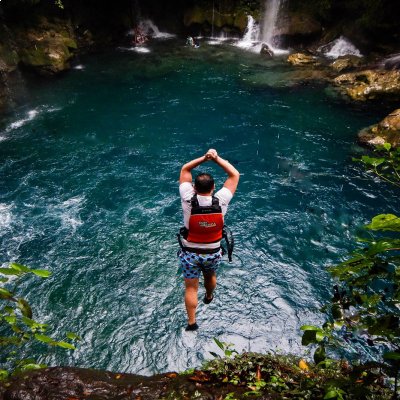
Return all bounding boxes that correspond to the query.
[186,194,224,243]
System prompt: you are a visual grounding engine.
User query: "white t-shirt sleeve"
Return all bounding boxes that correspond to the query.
[179,182,195,201]
[215,187,233,206]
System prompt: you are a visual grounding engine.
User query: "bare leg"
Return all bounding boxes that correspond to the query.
[184,278,199,325]
[203,271,216,301]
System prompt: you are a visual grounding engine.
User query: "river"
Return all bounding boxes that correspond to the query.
[0,38,397,374]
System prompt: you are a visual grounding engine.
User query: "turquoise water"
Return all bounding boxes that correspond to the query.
[0,39,397,374]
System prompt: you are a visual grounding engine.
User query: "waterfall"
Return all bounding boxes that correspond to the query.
[235,0,288,54]
[260,0,284,48]
[236,15,260,51]
[137,19,175,39]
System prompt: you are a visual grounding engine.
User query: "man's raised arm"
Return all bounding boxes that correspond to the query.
[208,149,240,195]
[179,154,210,184]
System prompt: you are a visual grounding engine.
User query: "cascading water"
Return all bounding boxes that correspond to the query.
[260,0,283,48]
[138,19,175,39]
[236,15,260,51]
[319,36,362,59]
[236,0,288,54]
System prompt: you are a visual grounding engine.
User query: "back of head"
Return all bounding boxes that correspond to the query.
[194,173,214,194]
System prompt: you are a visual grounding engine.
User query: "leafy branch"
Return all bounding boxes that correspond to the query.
[0,263,79,380]
[354,143,400,188]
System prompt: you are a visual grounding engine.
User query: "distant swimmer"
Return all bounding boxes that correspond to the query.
[177,149,240,331]
[186,36,199,48]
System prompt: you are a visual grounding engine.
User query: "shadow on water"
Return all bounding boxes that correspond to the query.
[0,39,397,374]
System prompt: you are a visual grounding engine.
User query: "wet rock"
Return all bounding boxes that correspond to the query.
[276,12,322,47]
[382,53,400,70]
[287,53,320,66]
[330,56,363,73]
[358,109,400,148]
[333,69,400,101]
[281,13,322,38]
[0,367,244,400]
[15,18,77,76]
[260,43,273,58]
[183,5,253,34]
[0,24,24,113]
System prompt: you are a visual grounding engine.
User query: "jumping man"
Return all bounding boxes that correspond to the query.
[178,149,240,331]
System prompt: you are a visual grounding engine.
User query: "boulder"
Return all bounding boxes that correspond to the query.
[282,13,322,37]
[260,43,273,57]
[276,12,322,47]
[287,53,320,66]
[334,69,400,101]
[183,5,252,34]
[358,109,400,148]
[15,19,77,76]
[330,56,363,73]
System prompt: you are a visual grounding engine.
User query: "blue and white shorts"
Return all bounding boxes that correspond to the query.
[178,249,222,279]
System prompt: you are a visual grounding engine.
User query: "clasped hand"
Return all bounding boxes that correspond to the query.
[205,148,218,161]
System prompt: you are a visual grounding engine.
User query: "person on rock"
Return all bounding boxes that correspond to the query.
[178,149,240,331]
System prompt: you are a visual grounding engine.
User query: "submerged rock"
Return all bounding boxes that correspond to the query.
[287,53,320,66]
[358,109,400,148]
[333,69,400,101]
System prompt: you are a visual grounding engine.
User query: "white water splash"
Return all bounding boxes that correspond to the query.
[319,36,362,59]
[7,109,39,131]
[0,204,13,230]
[138,19,175,39]
[4,106,61,134]
[73,64,85,70]
[49,196,84,232]
[117,46,151,53]
[235,15,261,52]
[235,5,288,55]
[207,31,232,45]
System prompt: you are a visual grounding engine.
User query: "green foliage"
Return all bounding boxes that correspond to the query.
[301,212,400,366]
[301,141,400,398]
[354,143,400,188]
[202,347,391,399]
[0,262,79,379]
[210,338,239,359]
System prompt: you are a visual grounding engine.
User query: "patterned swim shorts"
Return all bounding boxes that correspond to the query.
[178,249,222,279]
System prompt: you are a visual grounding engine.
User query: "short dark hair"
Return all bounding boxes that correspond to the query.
[194,173,214,194]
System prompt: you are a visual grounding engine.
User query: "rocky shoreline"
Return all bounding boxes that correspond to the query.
[0,366,248,400]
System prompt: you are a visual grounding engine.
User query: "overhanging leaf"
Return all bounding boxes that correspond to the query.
[55,341,75,350]
[365,214,400,232]
[302,330,317,346]
[0,268,21,276]
[0,288,14,300]
[34,334,55,345]
[17,298,33,319]
[66,332,81,341]
[31,269,51,278]
[10,263,30,273]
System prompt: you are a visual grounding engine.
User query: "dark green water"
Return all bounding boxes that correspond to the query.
[0,39,397,374]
